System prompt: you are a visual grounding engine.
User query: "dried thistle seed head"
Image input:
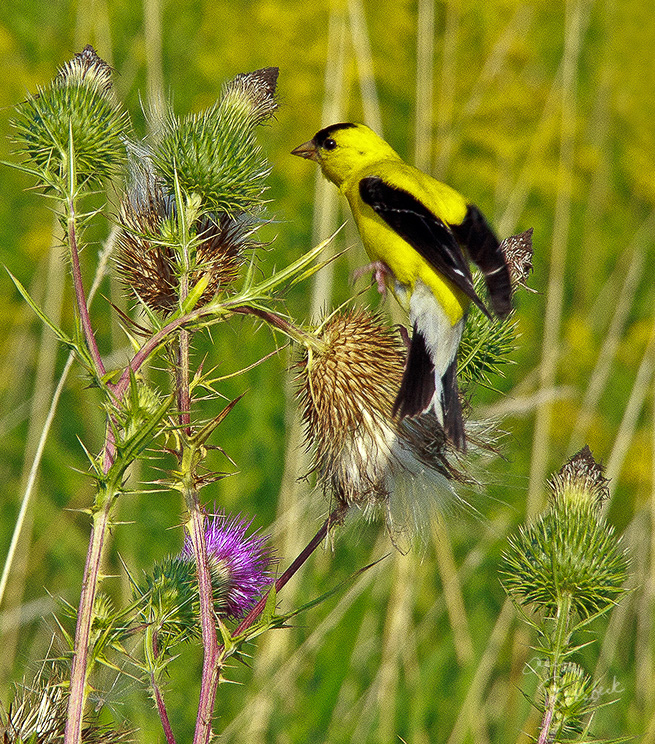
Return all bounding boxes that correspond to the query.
[499,228,534,294]
[297,309,486,542]
[549,445,609,509]
[297,308,406,507]
[115,169,177,314]
[192,211,257,296]
[116,155,256,314]
[0,668,135,743]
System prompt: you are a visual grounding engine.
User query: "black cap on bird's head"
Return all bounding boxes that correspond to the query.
[291,122,357,161]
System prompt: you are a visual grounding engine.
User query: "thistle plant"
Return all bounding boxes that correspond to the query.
[0,667,135,743]
[3,46,530,744]
[501,447,629,743]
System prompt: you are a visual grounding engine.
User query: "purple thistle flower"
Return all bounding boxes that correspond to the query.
[181,512,274,619]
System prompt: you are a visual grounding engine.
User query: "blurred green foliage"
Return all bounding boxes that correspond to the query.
[1,0,654,742]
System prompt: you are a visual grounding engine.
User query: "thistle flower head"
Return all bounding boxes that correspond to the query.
[501,446,628,619]
[499,228,534,294]
[548,444,609,509]
[56,44,113,93]
[180,512,274,619]
[296,309,471,537]
[11,45,129,186]
[116,151,260,314]
[151,67,278,215]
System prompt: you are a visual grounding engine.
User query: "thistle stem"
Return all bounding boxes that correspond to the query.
[145,624,177,744]
[171,199,220,744]
[537,592,573,744]
[67,196,106,380]
[153,685,177,744]
[187,503,220,744]
[63,498,113,744]
[233,504,346,637]
[176,330,192,434]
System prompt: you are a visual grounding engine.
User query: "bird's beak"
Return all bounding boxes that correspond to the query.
[291,140,319,161]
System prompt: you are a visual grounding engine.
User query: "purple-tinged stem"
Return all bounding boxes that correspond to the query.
[66,198,119,474]
[233,504,346,638]
[176,246,220,744]
[64,500,113,744]
[67,197,106,380]
[152,676,177,744]
[110,302,315,402]
[188,504,220,744]
[148,629,177,744]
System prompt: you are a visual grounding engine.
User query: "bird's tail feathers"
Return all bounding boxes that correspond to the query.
[392,323,435,420]
[393,325,466,451]
[394,285,467,450]
[441,358,466,451]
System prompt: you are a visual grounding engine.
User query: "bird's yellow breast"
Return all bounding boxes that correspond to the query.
[341,162,470,325]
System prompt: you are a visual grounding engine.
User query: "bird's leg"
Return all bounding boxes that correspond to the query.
[352,260,394,296]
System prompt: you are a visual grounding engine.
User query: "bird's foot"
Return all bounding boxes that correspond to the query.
[352,260,393,296]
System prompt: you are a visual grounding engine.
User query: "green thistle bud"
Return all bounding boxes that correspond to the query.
[151,67,278,215]
[501,447,628,619]
[296,309,470,534]
[544,662,596,737]
[137,555,200,651]
[11,45,130,186]
[106,375,162,447]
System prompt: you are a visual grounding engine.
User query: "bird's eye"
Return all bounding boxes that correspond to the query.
[323,138,337,151]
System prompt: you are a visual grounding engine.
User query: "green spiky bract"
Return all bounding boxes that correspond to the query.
[10,46,130,189]
[151,68,278,216]
[501,447,629,743]
[458,275,518,387]
[137,556,200,653]
[501,496,628,620]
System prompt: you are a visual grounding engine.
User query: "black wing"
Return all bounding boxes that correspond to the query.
[359,176,491,319]
[451,204,512,320]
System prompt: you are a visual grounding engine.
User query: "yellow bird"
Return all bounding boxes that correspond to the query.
[292,123,511,451]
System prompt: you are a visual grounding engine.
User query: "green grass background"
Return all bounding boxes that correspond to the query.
[0,0,654,742]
